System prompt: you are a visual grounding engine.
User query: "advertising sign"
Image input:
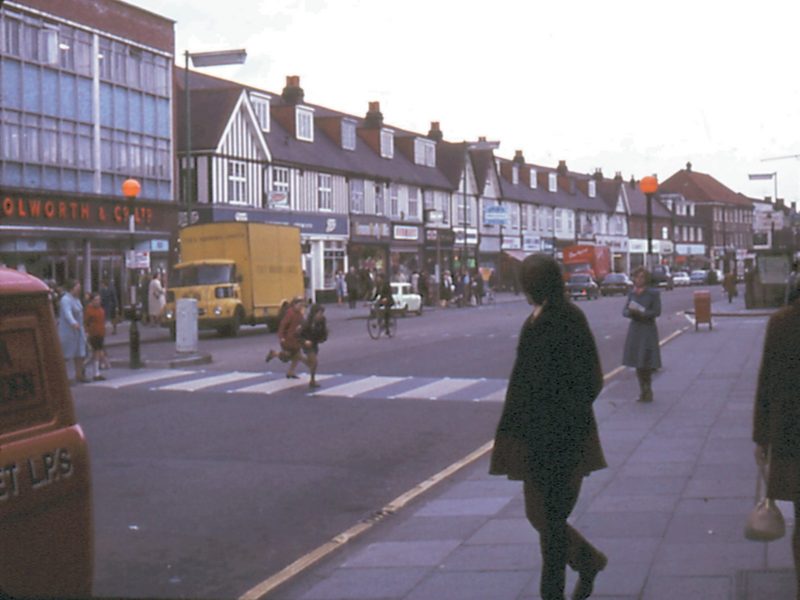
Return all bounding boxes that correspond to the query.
[483,204,510,226]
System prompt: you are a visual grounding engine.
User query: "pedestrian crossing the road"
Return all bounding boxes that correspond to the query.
[89,368,508,403]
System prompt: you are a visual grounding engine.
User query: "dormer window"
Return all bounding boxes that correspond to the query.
[530,168,537,188]
[295,106,314,142]
[380,128,394,159]
[548,173,557,192]
[588,180,596,198]
[414,138,436,166]
[342,119,356,150]
[250,93,270,131]
[512,165,519,185]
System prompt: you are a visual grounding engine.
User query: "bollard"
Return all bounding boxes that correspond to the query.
[693,290,712,331]
[176,298,198,353]
[125,303,142,368]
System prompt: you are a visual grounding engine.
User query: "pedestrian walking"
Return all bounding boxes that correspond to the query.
[83,292,107,381]
[265,297,309,378]
[57,279,89,384]
[300,303,328,389]
[148,272,166,325]
[622,266,662,403]
[723,271,737,304]
[490,254,607,600]
[440,270,453,307]
[99,279,119,335]
[334,269,346,305]
[472,268,484,305]
[345,266,360,309]
[753,276,800,599]
[418,270,430,306]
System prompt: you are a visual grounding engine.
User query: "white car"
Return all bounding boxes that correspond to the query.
[391,282,423,315]
[672,271,691,287]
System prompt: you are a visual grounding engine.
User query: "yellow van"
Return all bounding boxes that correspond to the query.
[0,268,93,598]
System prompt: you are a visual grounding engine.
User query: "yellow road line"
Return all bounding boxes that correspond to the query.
[239,325,689,600]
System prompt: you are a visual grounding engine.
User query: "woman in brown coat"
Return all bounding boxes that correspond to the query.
[753,287,800,598]
[490,254,607,600]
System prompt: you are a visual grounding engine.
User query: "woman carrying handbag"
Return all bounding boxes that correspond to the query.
[752,277,800,598]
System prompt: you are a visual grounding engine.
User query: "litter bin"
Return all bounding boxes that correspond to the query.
[693,290,712,331]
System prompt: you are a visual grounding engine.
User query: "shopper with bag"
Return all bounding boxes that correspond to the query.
[622,266,661,403]
[300,304,328,389]
[752,277,800,596]
[265,297,308,379]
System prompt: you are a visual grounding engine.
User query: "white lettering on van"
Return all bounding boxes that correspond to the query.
[27,448,73,490]
[0,463,19,500]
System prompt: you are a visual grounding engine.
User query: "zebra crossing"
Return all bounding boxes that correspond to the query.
[89,368,509,403]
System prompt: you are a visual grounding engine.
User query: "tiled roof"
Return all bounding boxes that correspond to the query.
[624,179,672,218]
[176,87,243,152]
[659,166,752,207]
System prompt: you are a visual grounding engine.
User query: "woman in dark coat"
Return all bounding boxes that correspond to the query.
[622,266,662,402]
[300,303,328,389]
[490,254,607,600]
[753,287,800,597]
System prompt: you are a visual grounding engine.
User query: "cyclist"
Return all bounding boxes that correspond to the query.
[374,279,395,335]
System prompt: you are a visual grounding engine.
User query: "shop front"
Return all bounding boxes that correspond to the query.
[188,205,349,302]
[390,223,423,282]
[0,188,175,301]
[629,239,674,270]
[424,227,455,281]
[349,215,391,271]
[595,234,629,273]
[452,226,478,271]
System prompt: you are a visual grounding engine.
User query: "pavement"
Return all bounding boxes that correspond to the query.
[245,289,794,600]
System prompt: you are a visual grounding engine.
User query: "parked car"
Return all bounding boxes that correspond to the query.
[650,265,674,290]
[600,272,633,296]
[690,270,709,285]
[566,274,600,300]
[390,282,423,315]
[672,271,691,287]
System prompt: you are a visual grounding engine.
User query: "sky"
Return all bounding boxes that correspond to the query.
[132,0,800,205]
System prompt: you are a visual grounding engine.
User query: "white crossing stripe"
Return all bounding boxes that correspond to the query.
[313,376,406,398]
[390,377,477,400]
[232,374,333,395]
[159,371,262,392]
[481,386,507,402]
[90,369,194,390]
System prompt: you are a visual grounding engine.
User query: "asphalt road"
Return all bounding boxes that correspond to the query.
[72,285,710,599]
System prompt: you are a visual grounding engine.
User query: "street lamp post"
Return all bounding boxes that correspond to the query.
[122,178,142,369]
[183,49,247,208]
[639,175,659,270]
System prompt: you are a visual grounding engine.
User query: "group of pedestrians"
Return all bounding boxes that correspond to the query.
[490,255,800,599]
[265,297,329,389]
[56,279,112,384]
[439,268,493,307]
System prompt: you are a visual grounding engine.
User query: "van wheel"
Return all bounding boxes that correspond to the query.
[227,309,243,337]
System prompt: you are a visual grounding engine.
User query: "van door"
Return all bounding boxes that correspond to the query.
[0,269,92,598]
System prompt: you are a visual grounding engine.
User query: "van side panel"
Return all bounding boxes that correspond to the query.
[249,223,303,311]
[0,287,92,598]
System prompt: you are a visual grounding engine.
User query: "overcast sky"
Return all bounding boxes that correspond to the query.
[132,0,800,205]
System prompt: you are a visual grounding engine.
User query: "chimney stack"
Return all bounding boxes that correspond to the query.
[427,121,443,142]
[513,150,525,165]
[281,75,304,105]
[614,171,623,182]
[686,161,693,172]
[557,160,568,175]
[629,175,637,189]
[593,168,603,182]
[364,101,384,128]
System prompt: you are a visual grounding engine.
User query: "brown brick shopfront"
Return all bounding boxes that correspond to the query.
[0,188,176,299]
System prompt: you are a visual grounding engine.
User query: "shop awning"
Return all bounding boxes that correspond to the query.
[502,250,530,262]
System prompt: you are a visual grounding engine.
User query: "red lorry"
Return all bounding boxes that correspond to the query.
[562,244,611,282]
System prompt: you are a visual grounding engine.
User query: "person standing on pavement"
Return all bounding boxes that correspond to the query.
[345,266,360,309]
[148,272,166,325]
[334,269,346,305]
[83,292,107,381]
[723,271,737,304]
[753,279,800,598]
[58,279,89,384]
[300,304,328,389]
[622,266,662,403]
[265,297,309,378]
[99,279,119,335]
[490,254,607,600]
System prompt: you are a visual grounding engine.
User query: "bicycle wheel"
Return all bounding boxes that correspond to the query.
[385,314,398,338]
[367,313,382,339]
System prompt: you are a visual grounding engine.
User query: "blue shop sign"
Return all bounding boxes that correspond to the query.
[199,206,349,236]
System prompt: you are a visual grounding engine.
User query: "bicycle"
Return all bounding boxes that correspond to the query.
[367,304,397,339]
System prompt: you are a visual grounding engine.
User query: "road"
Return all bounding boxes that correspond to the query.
[72,285,711,599]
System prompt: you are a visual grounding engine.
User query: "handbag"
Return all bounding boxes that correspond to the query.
[744,449,785,542]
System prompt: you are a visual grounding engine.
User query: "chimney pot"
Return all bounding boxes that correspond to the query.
[686,161,692,171]
[513,150,525,164]
[427,121,443,142]
[364,101,384,128]
[281,75,304,105]
[557,160,568,175]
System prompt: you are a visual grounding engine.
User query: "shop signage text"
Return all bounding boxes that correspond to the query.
[2,195,156,227]
[393,225,420,241]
